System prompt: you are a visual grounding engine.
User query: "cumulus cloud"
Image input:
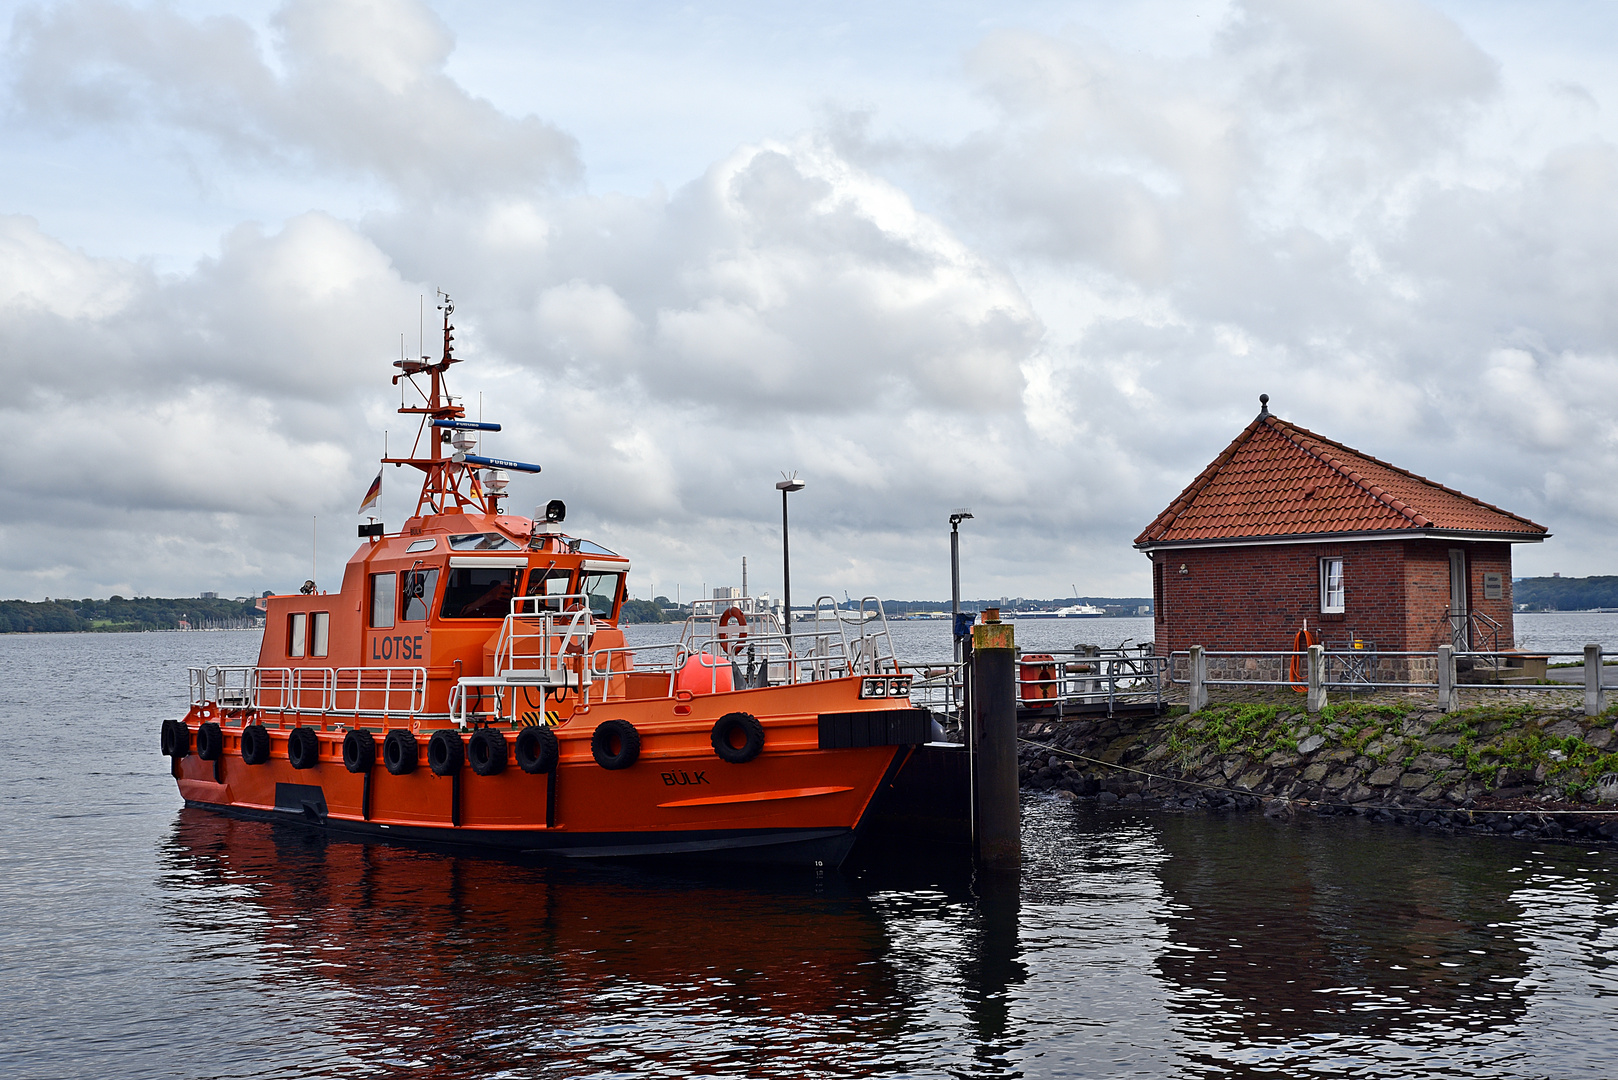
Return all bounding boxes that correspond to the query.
[7,0,580,197]
[0,0,1614,603]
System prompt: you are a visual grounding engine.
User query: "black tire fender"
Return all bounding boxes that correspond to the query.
[343,728,376,773]
[428,729,465,776]
[195,721,224,761]
[710,712,765,764]
[468,728,508,776]
[591,719,640,770]
[287,726,321,770]
[514,725,559,774]
[240,724,271,765]
[160,718,191,758]
[382,730,418,775]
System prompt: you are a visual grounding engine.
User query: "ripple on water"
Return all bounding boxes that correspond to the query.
[0,631,1616,1078]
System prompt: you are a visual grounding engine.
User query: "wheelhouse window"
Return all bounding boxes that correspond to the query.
[311,612,330,657]
[1320,558,1345,614]
[448,533,520,552]
[440,567,521,619]
[580,572,623,619]
[401,568,440,622]
[524,568,573,611]
[370,572,397,628]
[288,612,307,658]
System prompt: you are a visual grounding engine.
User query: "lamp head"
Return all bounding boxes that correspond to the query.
[775,472,805,493]
[950,508,974,526]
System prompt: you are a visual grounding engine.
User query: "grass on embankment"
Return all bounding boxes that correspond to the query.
[1165,699,1618,797]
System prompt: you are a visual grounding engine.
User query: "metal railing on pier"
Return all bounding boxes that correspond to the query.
[1168,643,1614,716]
[1011,645,1168,717]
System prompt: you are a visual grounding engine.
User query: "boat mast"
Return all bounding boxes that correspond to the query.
[382,293,486,517]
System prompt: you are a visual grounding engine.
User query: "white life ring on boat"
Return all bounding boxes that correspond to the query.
[717,606,749,656]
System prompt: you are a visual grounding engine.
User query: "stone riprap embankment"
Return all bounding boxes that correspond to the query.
[1018,693,1618,841]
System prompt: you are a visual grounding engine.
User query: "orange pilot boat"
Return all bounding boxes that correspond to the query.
[162,296,966,868]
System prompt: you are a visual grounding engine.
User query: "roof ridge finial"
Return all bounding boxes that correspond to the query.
[1258,393,1270,418]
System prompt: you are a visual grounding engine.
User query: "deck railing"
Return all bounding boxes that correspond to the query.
[1167,644,1613,716]
[187,665,432,724]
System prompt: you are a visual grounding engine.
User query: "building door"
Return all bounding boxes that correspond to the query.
[1448,548,1468,650]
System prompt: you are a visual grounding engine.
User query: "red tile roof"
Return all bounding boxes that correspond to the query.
[1135,413,1548,547]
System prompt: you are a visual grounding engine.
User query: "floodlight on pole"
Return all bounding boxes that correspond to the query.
[776,474,805,640]
[949,509,973,620]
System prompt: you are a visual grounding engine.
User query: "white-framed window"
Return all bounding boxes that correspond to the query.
[311,612,330,657]
[288,611,307,657]
[1320,557,1345,614]
[370,572,397,629]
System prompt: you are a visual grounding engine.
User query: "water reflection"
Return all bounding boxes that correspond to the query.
[148,802,1618,1079]
[1151,815,1541,1075]
[161,811,987,1077]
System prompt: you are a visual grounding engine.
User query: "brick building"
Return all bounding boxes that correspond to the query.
[1137,398,1548,659]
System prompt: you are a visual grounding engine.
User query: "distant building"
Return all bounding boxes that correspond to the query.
[1135,399,1548,658]
[201,591,218,599]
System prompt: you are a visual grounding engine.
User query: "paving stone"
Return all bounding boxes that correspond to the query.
[1368,766,1403,787]
[1302,762,1330,783]
[1547,718,1584,740]
[1424,733,1461,749]
[1265,751,1300,768]
[1297,734,1326,755]
[1412,752,1454,772]
[1398,772,1431,790]
[1588,728,1614,749]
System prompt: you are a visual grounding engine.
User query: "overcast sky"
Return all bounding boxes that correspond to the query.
[1,0,1615,603]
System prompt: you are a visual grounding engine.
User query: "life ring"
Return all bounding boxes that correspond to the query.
[591,719,640,770]
[710,712,765,763]
[1288,628,1321,693]
[287,726,321,770]
[382,730,418,775]
[717,606,749,656]
[468,728,508,776]
[343,729,376,773]
[241,724,272,765]
[160,719,191,759]
[196,721,224,762]
[428,729,465,776]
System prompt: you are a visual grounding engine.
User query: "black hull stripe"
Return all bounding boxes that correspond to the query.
[183,799,857,866]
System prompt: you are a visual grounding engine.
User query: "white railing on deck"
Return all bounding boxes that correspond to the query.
[188,665,430,720]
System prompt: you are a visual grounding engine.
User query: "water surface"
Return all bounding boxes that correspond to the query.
[2,630,1615,1078]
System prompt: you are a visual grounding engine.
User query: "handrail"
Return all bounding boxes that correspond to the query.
[187,664,432,724]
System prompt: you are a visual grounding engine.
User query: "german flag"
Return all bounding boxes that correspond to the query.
[357,469,382,514]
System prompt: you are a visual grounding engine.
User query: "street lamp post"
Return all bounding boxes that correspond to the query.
[949,509,973,717]
[776,474,805,640]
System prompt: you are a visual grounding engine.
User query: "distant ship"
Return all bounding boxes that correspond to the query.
[1013,604,1105,619]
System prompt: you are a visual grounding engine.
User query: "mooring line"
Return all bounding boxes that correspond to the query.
[1017,736,1618,817]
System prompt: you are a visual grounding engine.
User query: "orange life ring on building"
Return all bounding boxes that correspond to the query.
[717,606,749,656]
[1288,627,1321,692]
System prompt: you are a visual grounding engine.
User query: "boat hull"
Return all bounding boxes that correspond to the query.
[168,681,961,868]
[181,794,863,865]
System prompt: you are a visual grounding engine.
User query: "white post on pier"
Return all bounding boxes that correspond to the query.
[1585,644,1606,718]
[1188,645,1208,714]
[1437,645,1457,713]
[1306,644,1327,714]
